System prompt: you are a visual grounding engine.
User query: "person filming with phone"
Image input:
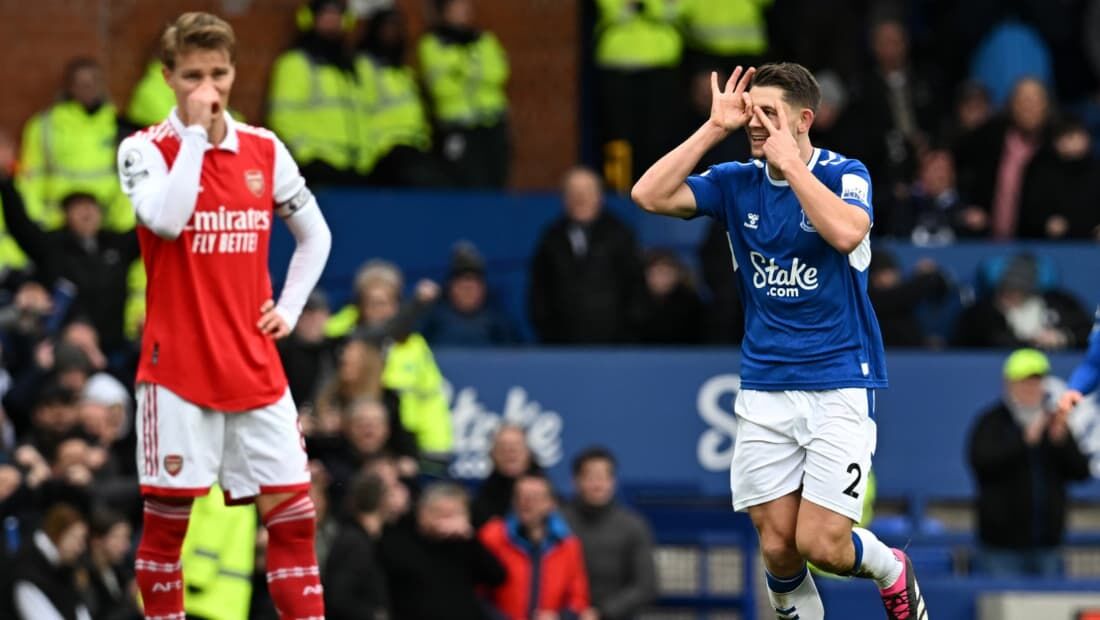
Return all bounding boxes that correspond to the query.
[967,348,1092,577]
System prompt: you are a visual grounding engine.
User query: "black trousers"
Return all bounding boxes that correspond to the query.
[598,67,682,184]
[435,119,511,189]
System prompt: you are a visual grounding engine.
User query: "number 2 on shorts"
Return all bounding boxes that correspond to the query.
[843,462,862,498]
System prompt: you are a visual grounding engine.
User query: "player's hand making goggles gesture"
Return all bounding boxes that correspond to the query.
[708,65,756,133]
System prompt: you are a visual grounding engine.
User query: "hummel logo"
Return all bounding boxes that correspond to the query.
[745,213,760,229]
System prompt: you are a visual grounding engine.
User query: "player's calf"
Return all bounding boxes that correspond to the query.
[135,497,192,619]
[262,491,325,619]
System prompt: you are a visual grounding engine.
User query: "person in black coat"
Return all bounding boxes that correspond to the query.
[0,176,138,354]
[867,251,947,348]
[967,349,1092,576]
[530,167,647,344]
[639,249,703,344]
[324,471,390,620]
[277,289,337,409]
[1,502,92,620]
[379,482,505,620]
[83,509,140,620]
[1018,118,1100,240]
[953,78,1053,239]
[952,253,1092,350]
[471,424,540,528]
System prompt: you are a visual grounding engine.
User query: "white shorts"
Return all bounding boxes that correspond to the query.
[730,388,877,522]
[136,382,309,503]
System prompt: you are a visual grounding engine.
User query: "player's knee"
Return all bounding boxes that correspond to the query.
[759,533,801,572]
[795,526,852,573]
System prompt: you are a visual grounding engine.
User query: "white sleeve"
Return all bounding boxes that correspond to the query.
[272,135,311,218]
[117,126,208,240]
[274,195,332,330]
[14,581,67,620]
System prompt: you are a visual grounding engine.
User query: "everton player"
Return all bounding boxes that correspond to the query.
[118,13,331,620]
[632,63,927,619]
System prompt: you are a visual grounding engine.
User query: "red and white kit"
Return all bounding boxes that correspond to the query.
[119,109,331,502]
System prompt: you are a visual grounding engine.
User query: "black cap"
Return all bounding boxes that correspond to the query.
[449,241,485,279]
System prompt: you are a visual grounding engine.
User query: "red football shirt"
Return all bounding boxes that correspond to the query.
[118,112,302,411]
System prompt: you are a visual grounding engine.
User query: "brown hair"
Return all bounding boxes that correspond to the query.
[316,338,386,414]
[751,62,821,113]
[41,503,86,545]
[161,12,237,70]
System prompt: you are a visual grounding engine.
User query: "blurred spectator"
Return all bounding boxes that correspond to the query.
[594,0,682,189]
[480,473,593,620]
[343,399,413,484]
[639,249,703,344]
[903,149,987,243]
[421,242,516,347]
[530,167,647,344]
[953,253,1092,349]
[679,0,769,73]
[16,57,133,232]
[967,349,1090,576]
[125,59,176,128]
[1019,118,1100,240]
[19,382,80,460]
[418,0,510,188]
[942,82,993,149]
[324,471,390,620]
[179,486,256,620]
[277,289,335,409]
[472,424,541,528]
[697,221,744,344]
[808,70,868,163]
[356,8,443,187]
[767,0,863,78]
[249,527,277,620]
[2,503,91,620]
[83,509,140,620]
[310,461,339,570]
[867,252,948,348]
[562,447,656,620]
[0,131,30,275]
[324,260,452,464]
[0,173,139,354]
[378,482,505,620]
[311,338,418,479]
[955,77,1053,239]
[0,280,54,379]
[268,0,364,185]
[850,15,944,231]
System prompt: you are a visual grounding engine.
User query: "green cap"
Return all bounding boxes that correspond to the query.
[1003,348,1050,381]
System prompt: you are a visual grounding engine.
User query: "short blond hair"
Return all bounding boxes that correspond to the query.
[161,12,237,70]
[354,259,404,301]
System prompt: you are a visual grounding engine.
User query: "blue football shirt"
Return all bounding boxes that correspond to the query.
[685,148,888,391]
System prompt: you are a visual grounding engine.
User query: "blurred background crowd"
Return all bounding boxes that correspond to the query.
[0,0,1098,618]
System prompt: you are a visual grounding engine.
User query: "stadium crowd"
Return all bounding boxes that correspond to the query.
[0,0,1097,618]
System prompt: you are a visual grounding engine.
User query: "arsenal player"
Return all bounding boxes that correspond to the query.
[117,13,331,619]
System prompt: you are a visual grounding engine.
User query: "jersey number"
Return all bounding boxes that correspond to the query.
[843,463,862,499]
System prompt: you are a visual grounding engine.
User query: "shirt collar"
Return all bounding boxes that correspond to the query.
[34,530,61,566]
[168,107,239,152]
[764,147,821,187]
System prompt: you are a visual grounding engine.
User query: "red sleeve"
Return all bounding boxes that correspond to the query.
[566,538,591,612]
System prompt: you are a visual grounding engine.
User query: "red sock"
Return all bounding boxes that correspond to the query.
[263,492,325,620]
[135,498,192,620]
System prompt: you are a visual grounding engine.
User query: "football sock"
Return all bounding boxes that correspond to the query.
[850,527,904,589]
[263,492,325,620]
[135,498,192,619]
[766,564,824,620]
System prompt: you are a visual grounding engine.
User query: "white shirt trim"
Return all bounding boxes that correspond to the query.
[764,148,821,187]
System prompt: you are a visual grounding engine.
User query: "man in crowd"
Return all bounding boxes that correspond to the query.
[563,447,657,620]
[968,348,1091,576]
[530,167,647,344]
[479,473,594,620]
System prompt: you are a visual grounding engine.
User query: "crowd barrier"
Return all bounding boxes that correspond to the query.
[434,349,1100,504]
